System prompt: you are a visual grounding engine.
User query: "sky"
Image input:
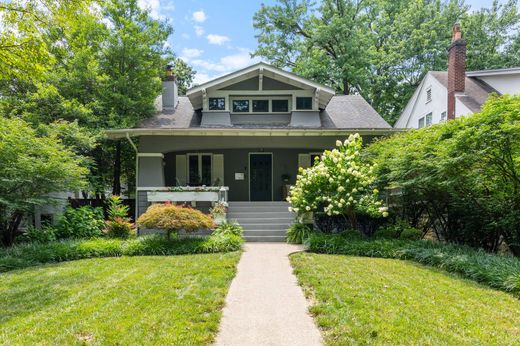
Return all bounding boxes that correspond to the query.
[136,0,502,85]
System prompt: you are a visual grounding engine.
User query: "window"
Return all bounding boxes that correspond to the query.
[296,97,312,110]
[252,100,269,112]
[232,100,249,112]
[426,112,433,126]
[426,88,432,103]
[209,97,225,111]
[441,111,447,121]
[418,117,425,128]
[272,99,289,112]
[188,154,212,186]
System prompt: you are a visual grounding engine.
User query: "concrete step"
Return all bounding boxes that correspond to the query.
[228,217,294,224]
[227,211,293,219]
[228,206,291,213]
[244,230,287,236]
[241,223,289,230]
[244,235,286,242]
[228,201,289,207]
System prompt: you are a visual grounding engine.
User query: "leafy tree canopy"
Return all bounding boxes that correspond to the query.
[253,0,520,124]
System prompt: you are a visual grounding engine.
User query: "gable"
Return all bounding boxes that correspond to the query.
[220,77,259,91]
[263,76,303,90]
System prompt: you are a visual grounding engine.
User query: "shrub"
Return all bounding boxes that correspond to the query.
[307,233,520,297]
[213,221,243,237]
[0,232,243,273]
[210,202,228,217]
[288,134,388,229]
[55,206,104,239]
[366,95,520,254]
[137,204,214,240]
[105,218,135,239]
[374,224,402,239]
[107,195,130,221]
[287,223,312,244]
[400,228,423,240]
[18,225,57,244]
[342,229,364,240]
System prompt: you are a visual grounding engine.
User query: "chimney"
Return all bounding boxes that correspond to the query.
[447,23,466,120]
[162,64,178,111]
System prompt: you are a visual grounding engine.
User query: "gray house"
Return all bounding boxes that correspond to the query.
[107,62,392,240]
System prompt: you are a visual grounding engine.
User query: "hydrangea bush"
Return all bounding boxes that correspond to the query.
[288,134,388,228]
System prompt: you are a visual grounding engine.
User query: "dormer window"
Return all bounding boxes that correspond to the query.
[272,99,289,112]
[296,97,313,110]
[209,97,225,111]
[253,100,269,112]
[232,100,249,112]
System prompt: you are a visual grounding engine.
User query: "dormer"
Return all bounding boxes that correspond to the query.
[186,62,335,127]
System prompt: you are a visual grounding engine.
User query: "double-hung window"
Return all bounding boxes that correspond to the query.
[418,117,425,128]
[425,112,433,126]
[188,154,212,186]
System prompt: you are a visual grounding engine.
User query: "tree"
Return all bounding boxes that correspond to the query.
[253,0,520,124]
[288,134,387,229]
[171,58,195,95]
[98,0,173,195]
[0,117,87,246]
[367,95,520,254]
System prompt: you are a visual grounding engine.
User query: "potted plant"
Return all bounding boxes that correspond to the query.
[210,201,228,225]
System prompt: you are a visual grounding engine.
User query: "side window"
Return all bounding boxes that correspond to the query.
[441,111,447,121]
[209,97,225,110]
[188,154,212,186]
[296,97,312,110]
[426,113,433,126]
[418,117,425,128]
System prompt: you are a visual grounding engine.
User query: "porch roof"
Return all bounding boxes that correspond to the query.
[106,127,399,140]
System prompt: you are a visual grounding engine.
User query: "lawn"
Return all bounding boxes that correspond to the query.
[0,253,241,345]
[291,253,520,346]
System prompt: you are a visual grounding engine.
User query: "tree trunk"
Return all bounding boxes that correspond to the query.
[112,140,121,195]
[1,212,23,247]
[343,79,350,95]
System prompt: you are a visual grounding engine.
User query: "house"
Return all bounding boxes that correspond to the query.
[395,24,520,129]
[106,62,392,240]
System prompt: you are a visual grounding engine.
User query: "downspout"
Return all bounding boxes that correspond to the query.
[125,133,139,230]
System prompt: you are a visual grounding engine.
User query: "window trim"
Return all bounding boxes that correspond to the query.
[418,117,425,128]
[187,153,213,186]
[296,96,313,110]
[208,97,226,111]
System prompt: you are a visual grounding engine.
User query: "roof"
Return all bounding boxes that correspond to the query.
[186,62,336,110]
[430,71,498,112]
[136,94,390,130]
[466,67,520,77]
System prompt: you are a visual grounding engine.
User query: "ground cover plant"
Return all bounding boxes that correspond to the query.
[0,230,243,273]
[291,253,520,345]
[0,253,240,345]
[307,233,520,296]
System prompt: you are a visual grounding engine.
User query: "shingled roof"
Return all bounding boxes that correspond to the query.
[137,95,391,130]
[430,71,499,113]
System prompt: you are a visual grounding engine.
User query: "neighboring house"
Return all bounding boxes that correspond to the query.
[106,62,392,227]
[395,24,520,129]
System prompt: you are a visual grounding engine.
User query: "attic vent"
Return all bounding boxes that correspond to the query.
[426,87,432,103]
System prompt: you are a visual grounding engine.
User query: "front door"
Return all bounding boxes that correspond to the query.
[249,153,272,201]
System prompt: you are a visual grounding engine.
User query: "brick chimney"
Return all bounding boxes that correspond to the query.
[447,23,466,120]
[162,65,178,111]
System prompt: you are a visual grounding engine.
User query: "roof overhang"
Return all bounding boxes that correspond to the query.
[466,67,520,77]
[186,62,336,110]
[106,128,400,140]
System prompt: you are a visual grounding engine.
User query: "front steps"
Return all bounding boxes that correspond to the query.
[227,201,294,242]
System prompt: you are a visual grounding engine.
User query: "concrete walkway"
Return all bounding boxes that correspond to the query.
[215,243,322,346]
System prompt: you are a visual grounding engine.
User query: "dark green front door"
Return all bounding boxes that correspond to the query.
[249,153,272,201]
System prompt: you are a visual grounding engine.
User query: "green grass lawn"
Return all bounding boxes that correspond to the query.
[291,253,520,346]
[0,253,241,345]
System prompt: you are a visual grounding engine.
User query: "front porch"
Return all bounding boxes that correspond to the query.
[132,131,384,218]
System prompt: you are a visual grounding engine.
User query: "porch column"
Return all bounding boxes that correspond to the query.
[136,153,165,218]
